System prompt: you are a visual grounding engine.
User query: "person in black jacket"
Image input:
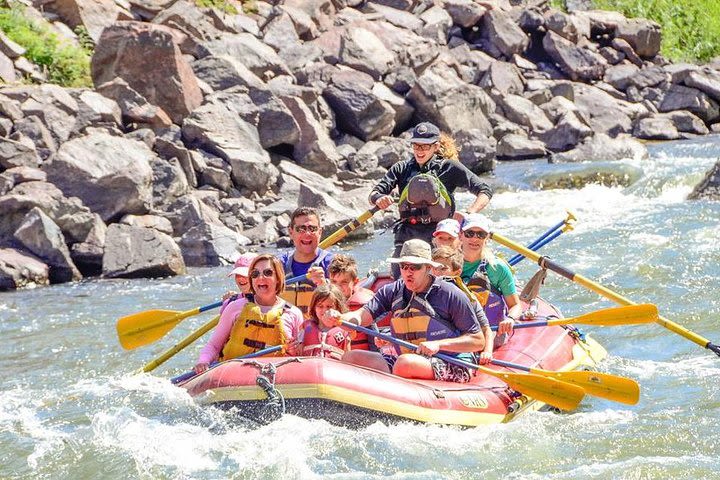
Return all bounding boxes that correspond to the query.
[369,122,493,277]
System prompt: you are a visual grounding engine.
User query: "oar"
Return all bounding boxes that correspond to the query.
[490,359,640,405]
[491,304,659,331]
[319,206,381,249]
[490,231,720,358]
[340,321,585,411]
[508,211,575,266]
[170,345,284,384]
[118,301,224,350]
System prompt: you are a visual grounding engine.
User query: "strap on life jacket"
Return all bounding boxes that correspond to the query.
[220,297,290,361]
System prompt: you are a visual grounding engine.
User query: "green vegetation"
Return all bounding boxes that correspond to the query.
[195,0,238,14]
[592,0,720,62]
[0,4,92,87]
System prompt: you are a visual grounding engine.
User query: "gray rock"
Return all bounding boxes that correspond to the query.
[683,70,720,103]
[407,64,494,136]
[0,166,46,196]
[615,18,661,59]
[119,213,173,234]
[664,111,709,135]
[480,9,529,59]
[497,133,546,160]
[444,0,485,28]
[550,133,648,163]
[13,116,57,161]
[479,62,524,95]
[323,71,395,141]
[496,94,554,133]
[688,159,720,201]
[200,161,232,192]
[179,222,250,267]
[0,31,26,59]
[538,111,593,152]
[46,0,119,42]
[542,31,607,82]
[356,136,408,169]
[371,82,415,131]
[572,83,641,136]
[192,54,265,91]
[0,51,15,83]
[72,90,123,133]
[182,99,279,194]
[339,27,395,80]
[544,9,588,43]
[633,115,680,140]
[598,46,625,65]
[204,32,291,79]
[164,194,222,235]
[419,6,452,45]
[91,21,203,124]
[0,247,49,291]
[611,38,643,67]
[364,3,424,31]
[14,207,82,283]
[263,11,301,52]
[0,137,41,169]
[16,84,78,147]
[242,218,281,245]
[96,77,173,129]
[658,84,720,124]
[102,223,185,278]
[455,129,496,174]
[297,183,374,240]
[44,133,154,222]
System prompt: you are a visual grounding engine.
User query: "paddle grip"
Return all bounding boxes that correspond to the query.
[708,342,720,358]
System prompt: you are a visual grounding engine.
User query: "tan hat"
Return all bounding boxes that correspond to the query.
[387,239,442,267]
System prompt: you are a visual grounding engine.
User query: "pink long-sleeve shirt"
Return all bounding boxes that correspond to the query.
[197,297,304,364]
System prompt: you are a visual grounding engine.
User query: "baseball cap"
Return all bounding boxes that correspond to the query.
[461,214,491,233]
[228,252,258,277]
[410,122,440,144]
[433,219,461,238]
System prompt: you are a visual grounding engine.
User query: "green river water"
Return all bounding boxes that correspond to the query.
[2,136,720,479]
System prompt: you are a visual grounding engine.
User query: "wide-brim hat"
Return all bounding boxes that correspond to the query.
[387,239,442,268]
[410,122,440,145]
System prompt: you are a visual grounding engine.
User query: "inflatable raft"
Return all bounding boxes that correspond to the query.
[177,275,607,427]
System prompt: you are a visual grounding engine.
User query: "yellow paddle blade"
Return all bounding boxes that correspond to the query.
[529,368,640,405]
[117,308,198,350]
[481,368,586,411]
[550,304,659,327]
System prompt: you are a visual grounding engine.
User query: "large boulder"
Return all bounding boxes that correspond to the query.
[455,129,496,174]
[44,0,120,42]
[497,133,547,160]
[191,55,264,91]
[297,184,374,240]
[182,98,279,194]
[179,222,250,266]
[43,133,154,222]
[615,19,661,59]
[91,21,203,124]
[688,160,720,201]
[0,137,41,169]
[13,207,82,283]
[102,223,185,278]
[658,84,720,124]
[338,27,395,80]
[96,77,173,128]
[496,94,553,133]
[550,133,648,163]
[0,247,49,291]
[542,31,607,82]
[572,83,644,136]
[633,115,680,140]
[204,32,291,79]
[479,9,529,59]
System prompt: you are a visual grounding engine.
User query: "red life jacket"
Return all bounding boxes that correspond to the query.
[301,321,352,360]
[347,287,374,350]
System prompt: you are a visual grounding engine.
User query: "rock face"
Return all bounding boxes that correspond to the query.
[102,223,186,278]
[91,21,203,124]
[688,160,720,201]
[0,0,718,290]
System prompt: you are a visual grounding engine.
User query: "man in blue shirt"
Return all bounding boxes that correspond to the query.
[328,239,485,382]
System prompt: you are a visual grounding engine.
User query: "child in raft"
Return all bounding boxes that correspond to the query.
[300,284,354,360]
[431,246,498,362]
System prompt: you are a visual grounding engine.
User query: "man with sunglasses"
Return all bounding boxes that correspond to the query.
[369,121,493,278]
[460,214,522,337]
[278,207,335,316]
[329,239,485,383]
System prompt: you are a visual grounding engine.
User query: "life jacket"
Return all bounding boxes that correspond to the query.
[464,260,508,327]
[280,249,330,318]
[301,321,352,360]
[389,285,460,354]
[398,169,453,225]
[219,296,289,361]
[347,287,374,350]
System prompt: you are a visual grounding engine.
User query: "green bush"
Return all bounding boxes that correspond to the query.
[195,0,238,14]
[592,0,720,62]
[0,4,92,87]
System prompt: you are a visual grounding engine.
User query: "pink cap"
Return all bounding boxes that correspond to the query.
[228,252,258,277]
[432,219,461,238]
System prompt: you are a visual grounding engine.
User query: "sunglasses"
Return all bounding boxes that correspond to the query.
[250,268,275,279]
[400,263,424,271]
[463,230,488,239]
[293,225,319,233]
[412,143,436,152]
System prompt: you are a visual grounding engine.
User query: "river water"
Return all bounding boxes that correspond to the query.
[2,136,720,479]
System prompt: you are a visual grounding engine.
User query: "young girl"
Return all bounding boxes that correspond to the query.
[301,284,353,360]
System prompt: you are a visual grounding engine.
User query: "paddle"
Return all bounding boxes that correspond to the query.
[170,345,284,384]
[490,359,640,405]
[508,211,576,265]
[340,321,585,411]
[492,304,659,331]
[490,231,720,358]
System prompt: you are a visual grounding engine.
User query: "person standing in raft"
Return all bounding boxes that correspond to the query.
[301,284,354,360]
[460,214,523,338]
[369,122,493,278]
[278,207,335,317]
[194,254,304,374]
[328,239,485,383]
[327,254,375,351]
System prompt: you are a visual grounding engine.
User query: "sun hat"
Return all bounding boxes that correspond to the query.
[387,239,442,267]
[461,214,491,233]
[433,218,461,238]
[409,122,440,144]
[228,252,258,277]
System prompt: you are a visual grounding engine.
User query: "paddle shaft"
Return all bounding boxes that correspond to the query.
[492,231,720,357]
[319,206,381,249]
[170,345,284,384]
[509,213,575,266]
[139,315,220,373]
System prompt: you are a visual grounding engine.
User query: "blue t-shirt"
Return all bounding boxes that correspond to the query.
[364,277,480,336]
[277,249,334,279]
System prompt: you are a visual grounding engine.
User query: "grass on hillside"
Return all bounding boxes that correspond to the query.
[0,4,92,87]
[551,0,720,63]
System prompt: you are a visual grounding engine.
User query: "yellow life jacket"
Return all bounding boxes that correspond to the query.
[220,298,289,361]
[390,287,460,354]
[280,283,315,319]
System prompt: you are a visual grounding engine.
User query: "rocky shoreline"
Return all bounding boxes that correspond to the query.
[1,0,720,291]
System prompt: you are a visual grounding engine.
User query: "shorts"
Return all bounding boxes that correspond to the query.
[430,357,473,383]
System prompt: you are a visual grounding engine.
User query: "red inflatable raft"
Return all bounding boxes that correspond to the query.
[178,276,607,427]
